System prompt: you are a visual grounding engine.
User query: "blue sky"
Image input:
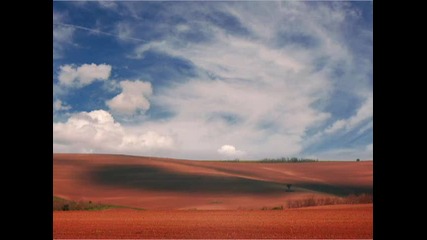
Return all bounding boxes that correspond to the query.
[53,1,373,160]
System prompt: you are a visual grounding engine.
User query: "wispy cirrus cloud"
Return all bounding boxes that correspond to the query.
[53,11,75,59]
[53,22,148,43]
[53,1,372,160]
[325,95,373,135]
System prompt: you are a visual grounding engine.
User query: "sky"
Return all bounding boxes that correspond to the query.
[53,0,373,160]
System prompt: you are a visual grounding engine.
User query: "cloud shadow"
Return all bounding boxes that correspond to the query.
[89,164,285,194]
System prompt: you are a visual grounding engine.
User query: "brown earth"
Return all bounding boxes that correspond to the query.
[53,153,372,210]
[53,204,373,239]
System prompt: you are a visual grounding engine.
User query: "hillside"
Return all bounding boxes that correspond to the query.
[53,153,372,210]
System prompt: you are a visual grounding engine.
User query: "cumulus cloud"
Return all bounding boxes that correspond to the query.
[106,80,153,115]
[133,3,343,158]
[53,99,71,112]
[58,63,112,88]
[52,2,372,160]
[217,145,245,158]
[115,1,370,159]
[53,110,174,153]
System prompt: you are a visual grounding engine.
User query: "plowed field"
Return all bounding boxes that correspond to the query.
[53,204,372,239]
[53,154,372,238]
[53,154,372,210]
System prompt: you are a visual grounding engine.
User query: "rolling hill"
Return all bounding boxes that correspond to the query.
[53,153,372,210]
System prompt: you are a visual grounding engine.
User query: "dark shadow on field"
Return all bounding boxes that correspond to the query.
[298,183,373,197]
[89,164,373,196]
[90,165,285,194]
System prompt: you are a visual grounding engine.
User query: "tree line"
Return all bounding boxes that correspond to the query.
[260,157,318,163]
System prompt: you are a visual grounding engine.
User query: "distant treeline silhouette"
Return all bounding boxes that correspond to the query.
[259,157,318,163]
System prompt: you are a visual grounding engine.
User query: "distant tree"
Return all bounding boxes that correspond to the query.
[62,204,69,211]
[356,158,360,162]
[286,184,292,192]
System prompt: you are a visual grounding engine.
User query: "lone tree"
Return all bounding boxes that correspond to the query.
[286,184,292,192]
[356,158,360,162]
[62,204,69,211]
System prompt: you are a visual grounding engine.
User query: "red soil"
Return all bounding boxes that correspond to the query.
[53,154,372,210]
[53,204,373,239]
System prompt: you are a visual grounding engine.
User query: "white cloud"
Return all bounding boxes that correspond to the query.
[53,99,71,112]
[129,3,346,159]
[366,143,373,152]
[98,1,117,10]
[53,11,75,59]
[325,95,373,135]
[324,119,346,134]
[115,22,133,41]
[176,24,190,33]
[305,94,373,149]
[122,131,174,150]
[53,2,372,160]
[58,63,112,88]
[53,110,174,154]
[132,41,167,59]
[218,145,245,158]
[106,80,152,115]
[358,121,373,135]
[53,23,74,44]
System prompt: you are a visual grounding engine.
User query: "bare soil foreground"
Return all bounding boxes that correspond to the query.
[53,154,372,210]
[54,154,372,239]
[53,204,372,239]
